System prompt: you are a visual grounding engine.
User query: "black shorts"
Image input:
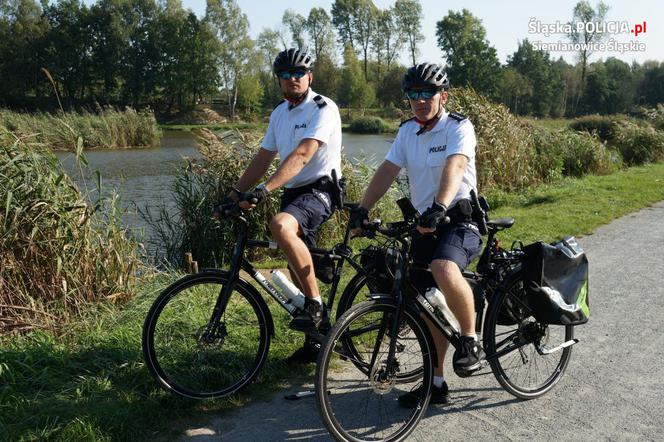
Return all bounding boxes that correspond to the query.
[280,188,334,247]
[411,222,483,271]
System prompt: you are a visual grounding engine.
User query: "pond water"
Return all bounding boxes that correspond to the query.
[55,130,394,236]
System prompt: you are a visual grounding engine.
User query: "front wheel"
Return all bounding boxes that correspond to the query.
[142,271,271,399]
[316,299,433,442]
[483,272,574,399]
[335,270,424,383]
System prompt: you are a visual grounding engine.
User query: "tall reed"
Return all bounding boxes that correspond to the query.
[0,132,141,333]
[0,107,160,150]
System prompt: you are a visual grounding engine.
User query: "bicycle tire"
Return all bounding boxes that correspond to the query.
[483,271,574,399]
[335,270,424,383]
[316,299,433,442]
[142,271,271,399]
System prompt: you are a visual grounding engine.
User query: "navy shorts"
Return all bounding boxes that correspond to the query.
[280,188,334,247]
[411,222,483,271]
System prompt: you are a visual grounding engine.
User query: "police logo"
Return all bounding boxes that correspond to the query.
[313,189,331,208]
[294,123,307,130]
[429,145,447,154]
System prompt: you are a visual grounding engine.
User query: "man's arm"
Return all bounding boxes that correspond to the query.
[231,148,278,199]
[360,160,401,210]
[263,138,321,192]
[435,154,468,207]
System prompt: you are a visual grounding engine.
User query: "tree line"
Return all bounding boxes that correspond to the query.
[1,0,662,118]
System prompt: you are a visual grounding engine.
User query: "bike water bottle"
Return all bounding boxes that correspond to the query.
[271,270,306,309]
[424,287,460,333]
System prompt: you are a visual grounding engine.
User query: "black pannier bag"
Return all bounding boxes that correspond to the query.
[521,237,590,325]
[360,245,399,294]
[311,252,335,284]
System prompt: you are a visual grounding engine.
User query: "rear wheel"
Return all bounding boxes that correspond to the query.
[142,271,271,399]
[483,272,574,399]
[317,299,433,442]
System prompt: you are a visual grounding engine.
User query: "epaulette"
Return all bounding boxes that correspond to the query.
[448,111,468,122]
[273,99,286,111]
[399,117,415,127]
[313,95,327,109]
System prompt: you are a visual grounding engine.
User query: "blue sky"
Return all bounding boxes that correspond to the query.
[177,0,662,66]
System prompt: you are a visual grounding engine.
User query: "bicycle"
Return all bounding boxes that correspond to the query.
[141,200,388,400]
[315,197,579,442]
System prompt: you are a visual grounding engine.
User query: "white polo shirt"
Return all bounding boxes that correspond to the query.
[261,89,342,189]
[385,110,477,213]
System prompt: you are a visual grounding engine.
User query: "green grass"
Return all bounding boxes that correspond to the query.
[0,272,325,441]
[1,162,663,441]
[487,162,664,246]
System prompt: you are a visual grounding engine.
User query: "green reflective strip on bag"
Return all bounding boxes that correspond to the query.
[577,281,590,319]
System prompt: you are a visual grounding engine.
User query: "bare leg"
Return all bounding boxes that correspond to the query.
[430,259,475,336]
[269,212,319,298]
[423,315,450,377]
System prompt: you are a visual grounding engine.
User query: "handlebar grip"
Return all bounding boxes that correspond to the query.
[249,197,258,204]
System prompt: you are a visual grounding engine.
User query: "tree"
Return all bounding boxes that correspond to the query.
[256,27,282,109]
[507,40,563,117]
[603,57,633,114]
[371,8,403,76]
[567,1,609,110]
[337,44,374,115]
[394,0,423,66]
[375,63,406,107]
[436,9,501,99]
[637,61,664,107]
[312,52,339,100]
[282,9,306,48]
[331,0,355,50]
[331,0,378,79]
[205,0,255,118]
[305,7,334,61]
[500,67,532,115]
[42,0,93,103]
[580,62,609,114]
[0,0,49,101]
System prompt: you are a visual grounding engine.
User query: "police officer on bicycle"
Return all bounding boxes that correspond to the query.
[216,48,342,362]
[350,63,484,406]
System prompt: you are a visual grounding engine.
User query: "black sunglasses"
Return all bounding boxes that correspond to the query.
[276,70,308,80]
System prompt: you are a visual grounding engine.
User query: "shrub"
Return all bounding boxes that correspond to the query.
[0,133,140,333]
[447,87,539,191]
[531,127,619,178]
[635,105,664,131]
[569,115,617,142]
[614,122,664,165]
[348,116,392,134]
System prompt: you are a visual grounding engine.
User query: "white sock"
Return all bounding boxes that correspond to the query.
[433,376,445,388]
[311,296,323,305]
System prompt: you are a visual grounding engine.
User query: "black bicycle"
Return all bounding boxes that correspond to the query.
[315,198,578,442]
[141,200,389,400]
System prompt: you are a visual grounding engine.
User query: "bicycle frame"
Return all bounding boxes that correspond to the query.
[206,210,367,341]
[369,223,523,374]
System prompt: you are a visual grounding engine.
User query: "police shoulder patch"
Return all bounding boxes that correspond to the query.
[313,95,327,108]
[448,111,468,122]
[273,99,286,111]
[399,117,416,127]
